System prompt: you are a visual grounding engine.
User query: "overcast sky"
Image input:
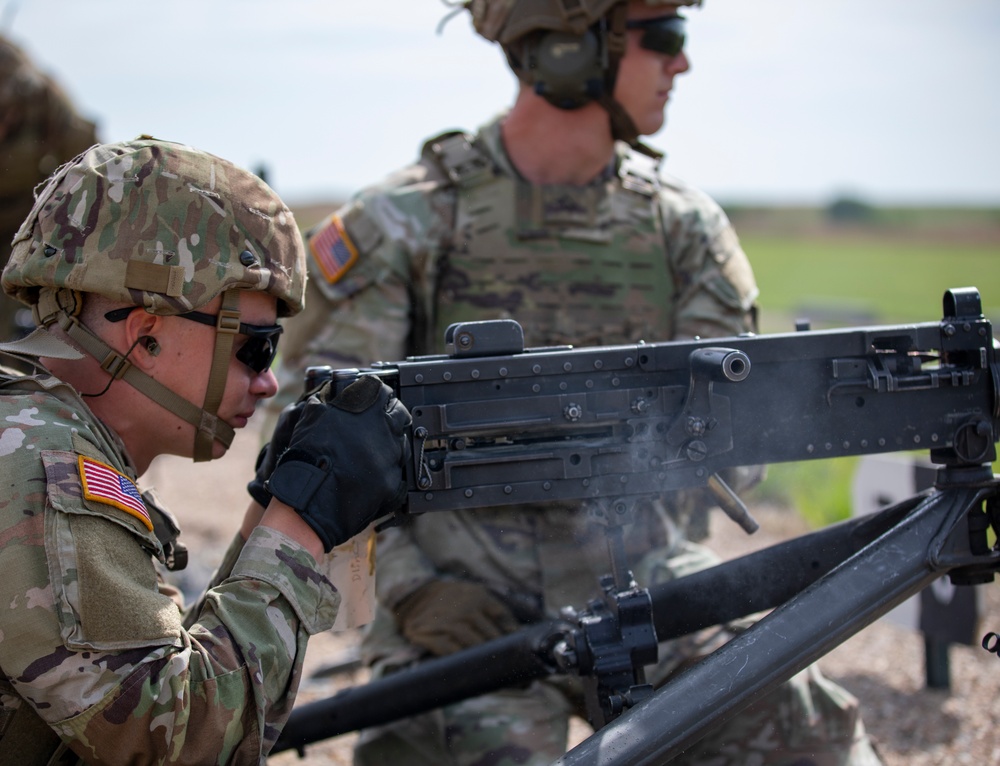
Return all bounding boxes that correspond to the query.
[5,0,1000,206]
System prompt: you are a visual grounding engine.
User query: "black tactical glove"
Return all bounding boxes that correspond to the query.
[393,580,522,657]
[265,375,411,552]
[247,399,307,508]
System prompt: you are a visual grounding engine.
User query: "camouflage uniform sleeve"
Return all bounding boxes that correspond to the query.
[657,175,760,339]
[0,401,339,763]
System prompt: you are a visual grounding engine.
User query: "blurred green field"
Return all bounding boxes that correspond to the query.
[744,236,1000,333]
[729,206,1000,527]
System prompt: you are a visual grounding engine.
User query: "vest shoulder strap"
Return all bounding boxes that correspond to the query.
[420,130,495,189]
[617,147,662,198]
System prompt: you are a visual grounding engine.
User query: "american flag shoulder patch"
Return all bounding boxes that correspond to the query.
[309,215,359,284]
[78,456,153,532]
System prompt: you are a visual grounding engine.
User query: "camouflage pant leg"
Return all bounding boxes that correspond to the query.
[635,542,884,766]
[353,680,573,766]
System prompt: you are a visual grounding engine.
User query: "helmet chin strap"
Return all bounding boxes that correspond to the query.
[194,289,242,462]
[35,288,237,462]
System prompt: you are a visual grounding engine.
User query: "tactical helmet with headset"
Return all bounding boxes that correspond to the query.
[467,0,700,147]
[1,137,306,461]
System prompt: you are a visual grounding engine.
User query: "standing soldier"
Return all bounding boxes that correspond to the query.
[273,1,883,764]
[0,138,409,764]
[0,33,99,340]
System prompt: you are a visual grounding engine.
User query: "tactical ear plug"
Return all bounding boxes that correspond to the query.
[141,336,160,356]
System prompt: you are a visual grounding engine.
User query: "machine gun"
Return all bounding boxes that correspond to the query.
[271,287,1000,764]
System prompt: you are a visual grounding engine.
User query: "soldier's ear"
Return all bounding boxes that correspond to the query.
[120,310,163,370]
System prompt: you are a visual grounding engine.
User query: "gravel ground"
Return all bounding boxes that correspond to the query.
[143,419,1000,766]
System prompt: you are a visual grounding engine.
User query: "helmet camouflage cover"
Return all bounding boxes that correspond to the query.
[2,137,305,318]
[469,0,702,44]
[1,137,306,462]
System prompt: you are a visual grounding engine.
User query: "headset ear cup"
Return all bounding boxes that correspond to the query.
[527,28,605,109]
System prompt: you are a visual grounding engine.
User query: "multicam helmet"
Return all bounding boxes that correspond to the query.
[3,137,305,317]
[1,138,306,461]
[466,0,702,144]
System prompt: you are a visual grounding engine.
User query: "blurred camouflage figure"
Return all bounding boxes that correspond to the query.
[0,138,409,764]
[0,32,98,340]
[273,1,883,764]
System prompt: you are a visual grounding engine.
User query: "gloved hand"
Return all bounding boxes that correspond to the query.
[265,375,411,552]
[393,580,522,657]
[247,399,307,508]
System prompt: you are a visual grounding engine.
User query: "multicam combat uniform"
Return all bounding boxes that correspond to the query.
[275,116,880,765]
[0,368,340,764]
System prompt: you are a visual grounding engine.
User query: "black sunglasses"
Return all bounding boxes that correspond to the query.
[625,14,686,57]
[104,306,283,374]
